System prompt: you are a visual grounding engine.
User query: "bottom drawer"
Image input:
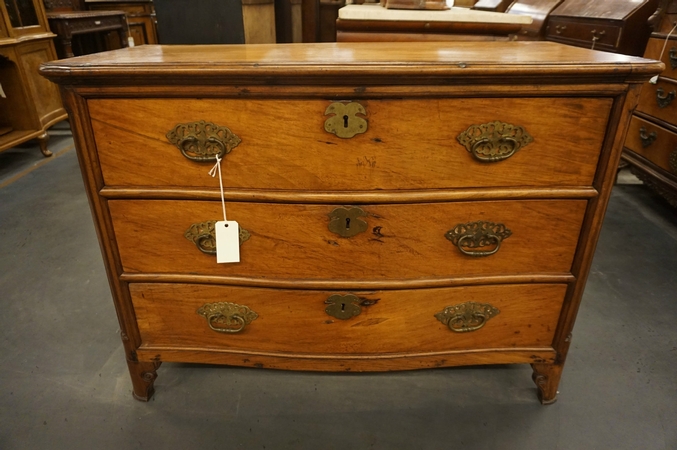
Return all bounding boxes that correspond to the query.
[130,283,566,356]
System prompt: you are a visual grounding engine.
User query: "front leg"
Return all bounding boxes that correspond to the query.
[531,363,563,405]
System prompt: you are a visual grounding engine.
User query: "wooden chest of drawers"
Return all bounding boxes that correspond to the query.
[545,0,658,56]
[40,42,661,404]
[623,32,677,207]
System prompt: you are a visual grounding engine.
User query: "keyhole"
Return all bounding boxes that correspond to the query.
[345,217,351,229]
[341,303,346,311]
[343,115,349,128]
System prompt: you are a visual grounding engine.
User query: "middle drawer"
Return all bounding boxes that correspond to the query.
[109,199,587,281]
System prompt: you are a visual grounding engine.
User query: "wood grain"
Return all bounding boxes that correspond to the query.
[129,283,566,355]
[108,199,587,280]
[89,97,611,190]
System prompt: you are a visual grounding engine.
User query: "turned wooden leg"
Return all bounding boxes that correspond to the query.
[127,359,162,402]
[531,363,563,405]
[37,132,52,157]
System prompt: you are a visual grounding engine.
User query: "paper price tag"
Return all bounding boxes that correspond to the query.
[215,221,240,263]
[128,36,135,47]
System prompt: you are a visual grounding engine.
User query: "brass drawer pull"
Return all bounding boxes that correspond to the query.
[656,88,676,108]
[457,121,533,162]
[554,24,566,34]
[328,206,368,238]
[435,302,500,333]
[324,102,368,139]
[166,120,241,162]
[669,149,677,175]
[197,302,258,333]
[639,127,657,148]
[184,220,251,254]
[445,221,512,257]
[670,47,677,70]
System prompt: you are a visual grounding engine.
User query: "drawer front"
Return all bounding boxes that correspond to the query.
[109,199,587,280]
[546,19,621,51]
[89,97,611,190]
[130,283,566,354]
[636,77,677,122]
[644,37,677,82]
[625,116,677,175]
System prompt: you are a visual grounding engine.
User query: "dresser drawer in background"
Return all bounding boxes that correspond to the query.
[546,19,621,53]
[88,97,611,190]
[130,283,567,355]
[625,115,677,175]
[636,77,677,124]
[643,36,677,82]
[109,199,587,281]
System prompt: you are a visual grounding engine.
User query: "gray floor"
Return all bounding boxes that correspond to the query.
[1,129,676,450]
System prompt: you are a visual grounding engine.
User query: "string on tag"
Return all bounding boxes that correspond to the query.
[651,22,677,84]
[208,155,227,222]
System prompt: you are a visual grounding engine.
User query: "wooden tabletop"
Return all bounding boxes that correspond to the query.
[40,41,663,86]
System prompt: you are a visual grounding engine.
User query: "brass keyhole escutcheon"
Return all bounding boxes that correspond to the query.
[324,102,368,139]
[325,294,362,320]
[328,207,368,238]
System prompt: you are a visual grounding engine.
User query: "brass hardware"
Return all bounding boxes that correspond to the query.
[670,149,677,175]
[184,221,250,254]
[166,120,241,162]
[197,302,258,333]
[445,221,512,257]
[656,88,676,108]
[325,294,362,320]
[324,102,368,139]
[670,47,677,70]
[435,302,500,333]
[590,29,605,40]
[328,207,368,238]
[554,24,566,34]
[457,121,533,162]
[639,127,657,148]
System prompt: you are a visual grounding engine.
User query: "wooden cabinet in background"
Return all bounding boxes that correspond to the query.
[545,0,659,56]
[86,0,158,45]
[622,3,677,207]
[505,0,564,40]
[0,0,66,156]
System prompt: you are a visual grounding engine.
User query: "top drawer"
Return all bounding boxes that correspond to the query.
[88,97,611,191]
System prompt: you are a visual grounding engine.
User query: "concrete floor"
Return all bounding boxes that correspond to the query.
[1,129,676,449]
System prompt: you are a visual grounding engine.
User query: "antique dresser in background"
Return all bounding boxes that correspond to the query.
[622,0,677,206]
[545,0,658,56]
[40,42,661,404]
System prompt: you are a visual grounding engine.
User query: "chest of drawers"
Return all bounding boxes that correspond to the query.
[545,0,658,56]
[40,42,661,404]
[623,31,677,207]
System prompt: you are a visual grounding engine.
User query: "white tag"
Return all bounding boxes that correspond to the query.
[650,75,658,85]
[215,221,240,263]
[128,36,135,47]
[0,83,6,98]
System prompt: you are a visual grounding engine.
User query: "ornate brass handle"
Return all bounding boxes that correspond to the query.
[445,221,512,257]
[457,121,533,163]
[554,24,566,34]
[184,220,251,254]
[669,47,677,70]
[435,302,500,333]
[639,127,657,148]
[590,29,606,41]
[197,302,258,333]
[656,88,676,108]
[166,120,241,162]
